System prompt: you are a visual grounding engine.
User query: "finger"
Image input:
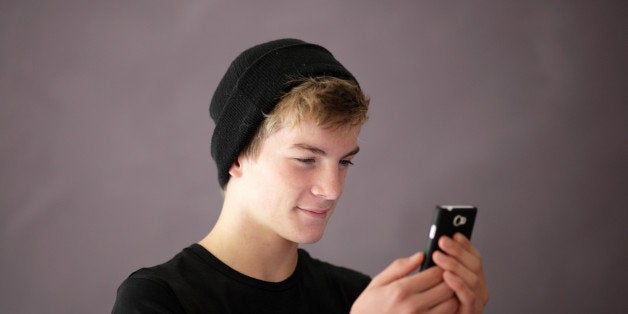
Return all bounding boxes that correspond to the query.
[451,233,489,304]
[395,265,444,292]
[426,297,459,314]
[432,250,480,291]
[438,235,482,273]
[443,271,477,314]
[434,251,489,309]
[369,252,424,286]
[407,282,455,310]
[453,233,481,257]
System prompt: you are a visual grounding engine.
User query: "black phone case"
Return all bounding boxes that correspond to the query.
[419,205,477,271]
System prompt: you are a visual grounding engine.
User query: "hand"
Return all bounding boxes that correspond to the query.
[433,233,489,314]
[351,252,459,313]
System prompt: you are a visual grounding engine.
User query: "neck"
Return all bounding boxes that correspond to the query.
[198,203,299,282]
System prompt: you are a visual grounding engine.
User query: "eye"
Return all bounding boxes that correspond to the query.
[295,158,316,164]
[339,159,354,167]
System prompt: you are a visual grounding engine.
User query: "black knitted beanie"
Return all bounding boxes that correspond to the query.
[209,38,357,188]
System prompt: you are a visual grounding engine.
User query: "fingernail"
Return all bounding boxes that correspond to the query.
[440,236,452,247]
[411,251,423,260]
[432,250,442,261]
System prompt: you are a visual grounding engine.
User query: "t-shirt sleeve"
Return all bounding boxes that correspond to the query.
[112,276,185,314]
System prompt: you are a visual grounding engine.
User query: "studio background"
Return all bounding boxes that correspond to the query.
[1,1,626,313]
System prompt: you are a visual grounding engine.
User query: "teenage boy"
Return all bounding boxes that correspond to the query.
[113,38,488,313]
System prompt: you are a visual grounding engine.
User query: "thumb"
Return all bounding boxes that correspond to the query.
[369,252,424,287]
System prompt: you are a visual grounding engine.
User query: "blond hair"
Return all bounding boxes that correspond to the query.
[244,76,369,157]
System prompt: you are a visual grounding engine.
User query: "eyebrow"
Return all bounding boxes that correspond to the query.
[292,143,360,158]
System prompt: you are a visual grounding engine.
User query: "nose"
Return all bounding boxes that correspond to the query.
[311,167,344,200]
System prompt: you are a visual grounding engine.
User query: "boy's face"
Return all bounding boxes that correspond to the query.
[229,119,361,244]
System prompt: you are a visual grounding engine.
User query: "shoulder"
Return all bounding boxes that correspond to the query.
[112,245,204,313]
[113,269,185,313]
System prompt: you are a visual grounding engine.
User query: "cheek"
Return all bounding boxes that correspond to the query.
[273,165,320,204]
[273,163,310,191]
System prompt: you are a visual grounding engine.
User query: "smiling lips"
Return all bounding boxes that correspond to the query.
[298,207,330,219]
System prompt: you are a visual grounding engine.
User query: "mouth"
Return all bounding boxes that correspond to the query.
[297,207,330,219]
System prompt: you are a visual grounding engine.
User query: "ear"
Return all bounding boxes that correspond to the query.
[228,155,245,178]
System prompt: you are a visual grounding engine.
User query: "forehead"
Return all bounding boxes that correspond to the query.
[264,119,361,153]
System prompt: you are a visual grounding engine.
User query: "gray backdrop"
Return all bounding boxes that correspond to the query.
[1,1,626,313]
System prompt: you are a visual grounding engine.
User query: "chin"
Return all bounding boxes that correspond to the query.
[298,235,324,245]
[292,229,326,244]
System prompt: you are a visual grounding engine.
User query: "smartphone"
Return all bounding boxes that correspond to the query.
[419,205,477,271]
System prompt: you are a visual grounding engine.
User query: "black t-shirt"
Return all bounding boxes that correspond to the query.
[113,244,371,313]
